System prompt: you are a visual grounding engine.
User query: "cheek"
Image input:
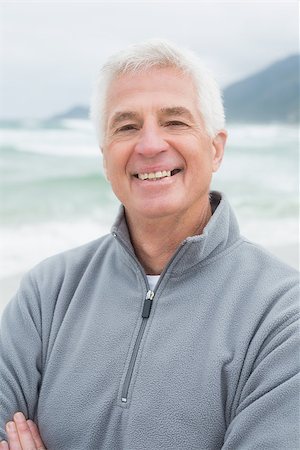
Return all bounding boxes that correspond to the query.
[104,147,124,175]
[104,153,132,198]
[186,148,214,187]
[189,145,214,169]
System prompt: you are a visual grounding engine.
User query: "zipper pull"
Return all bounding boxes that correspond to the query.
[142,290,155,318]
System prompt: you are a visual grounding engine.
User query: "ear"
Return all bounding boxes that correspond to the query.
[100,146,110,182]
[212,130,227,172]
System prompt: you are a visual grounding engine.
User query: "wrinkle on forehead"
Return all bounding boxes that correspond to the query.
[104,67,203,136]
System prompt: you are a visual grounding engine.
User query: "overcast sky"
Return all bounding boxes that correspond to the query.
[0,1,299,119]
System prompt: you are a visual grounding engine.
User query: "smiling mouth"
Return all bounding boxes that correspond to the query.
[134,169,182,181]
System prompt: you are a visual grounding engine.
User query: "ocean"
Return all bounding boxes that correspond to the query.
[0,119,298,310]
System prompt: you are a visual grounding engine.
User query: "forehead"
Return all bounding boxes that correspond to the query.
[105,67,199,120]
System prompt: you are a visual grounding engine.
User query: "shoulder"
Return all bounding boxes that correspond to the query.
[4,234,116,324]
[23,233,115,292]
[35,233,112,269]
[238,237,298,279]
[233,237,299,318]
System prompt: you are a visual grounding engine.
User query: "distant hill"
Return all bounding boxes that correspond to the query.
[223,54,299,123]
[50,105,89,121]
[50,54,299,124]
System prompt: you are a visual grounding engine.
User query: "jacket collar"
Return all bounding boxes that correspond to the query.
[111,191,241,275]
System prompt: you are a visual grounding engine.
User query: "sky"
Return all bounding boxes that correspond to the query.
[0,1,299,120]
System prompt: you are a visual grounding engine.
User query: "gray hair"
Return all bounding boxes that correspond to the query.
[90,39,225,144]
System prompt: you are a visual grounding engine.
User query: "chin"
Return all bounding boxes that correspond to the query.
[131,199,182,220]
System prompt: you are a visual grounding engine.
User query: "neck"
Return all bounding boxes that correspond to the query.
[125,197,212,275]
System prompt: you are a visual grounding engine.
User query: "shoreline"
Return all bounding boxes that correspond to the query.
[0,243,298,318]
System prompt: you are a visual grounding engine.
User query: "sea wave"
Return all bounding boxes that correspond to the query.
[1,120,298,279]
[0,118,93,130]
[0,123,98,157]
[0,218,115,278]
[227,123,299,149]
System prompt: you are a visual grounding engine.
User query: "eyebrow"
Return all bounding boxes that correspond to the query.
[108,106,195,130]
[159,106,194,121]
[109,111,140,130]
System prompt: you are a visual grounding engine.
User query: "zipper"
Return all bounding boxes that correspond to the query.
[121,290,154,403]
[112,231,186,404]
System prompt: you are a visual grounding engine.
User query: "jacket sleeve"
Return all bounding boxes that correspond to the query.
[222,283,300,449]
[0,271,43,440]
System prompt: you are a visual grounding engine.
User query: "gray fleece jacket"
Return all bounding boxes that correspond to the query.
[0,192,299,449]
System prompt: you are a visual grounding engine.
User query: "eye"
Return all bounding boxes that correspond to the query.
[115,124,138,133]
[164,120,189,128]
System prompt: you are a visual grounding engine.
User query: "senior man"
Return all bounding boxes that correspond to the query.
[0,40,299,450]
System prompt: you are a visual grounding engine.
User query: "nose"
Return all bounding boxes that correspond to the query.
[134,122,169,157]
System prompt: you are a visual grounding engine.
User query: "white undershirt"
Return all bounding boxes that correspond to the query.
[146,275,160,291]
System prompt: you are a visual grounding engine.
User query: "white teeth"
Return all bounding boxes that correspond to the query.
[137,170,172,180]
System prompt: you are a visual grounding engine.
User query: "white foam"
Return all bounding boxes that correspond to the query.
[0,219,112,278]
[0,125,99,157]
[226,123,298,149]
[238,216,299,247]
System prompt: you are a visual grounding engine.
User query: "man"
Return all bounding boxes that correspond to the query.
[0,40,299,449]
